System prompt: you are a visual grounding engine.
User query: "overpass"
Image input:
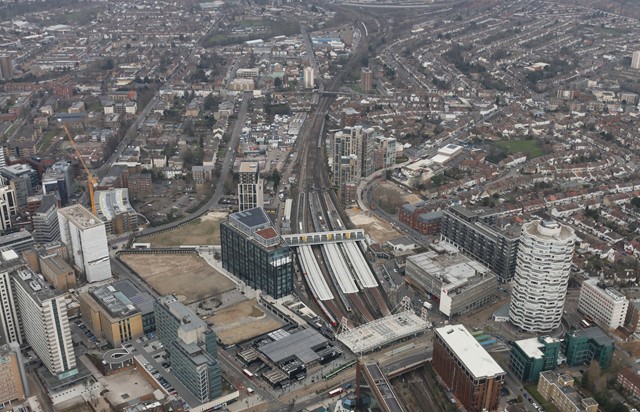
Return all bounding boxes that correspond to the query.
[282,229,365,246]
[362,363,405,412]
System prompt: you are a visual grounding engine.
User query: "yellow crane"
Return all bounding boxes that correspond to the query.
[62,125,98,215]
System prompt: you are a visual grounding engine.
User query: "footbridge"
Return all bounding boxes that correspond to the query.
[282,229,365,246]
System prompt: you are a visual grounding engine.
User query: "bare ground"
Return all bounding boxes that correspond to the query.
[120,253,235,304]
[144,211,228,247]
[347,208,403,243]
[208,299,283,345]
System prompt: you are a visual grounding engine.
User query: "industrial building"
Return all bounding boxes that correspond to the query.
[577,279,629,330]
[563,327,614,369]
[405,244,497,317]
[0,343,26,406]
[509,336,562,382]
[78,283,146,347]
[155,296,221,403]
[440,206,520,282]
[57,204,112,283]
[433,325,505,412]
[220,208,292,299]
[237,161,263,212]
[538,371,598,412]
[94,188,139,235]
[510,220,576,333]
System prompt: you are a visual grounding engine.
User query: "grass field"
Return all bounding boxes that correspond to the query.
[39,130,58,152]
[144,211,227,246]
[494,139,543,158]
[120,253,235,304]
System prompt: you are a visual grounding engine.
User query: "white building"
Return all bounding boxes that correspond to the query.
[578,279,628,330]
[237,161,263,212]
[303,66,314,89]
[57,205,112,283]
[0,184,16,233]
[509,220,576,333]
[0,249,76,378]
[632,50,640,70]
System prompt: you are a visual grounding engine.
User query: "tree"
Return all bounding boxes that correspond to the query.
[274,77,283,90]
[272,170,281,190]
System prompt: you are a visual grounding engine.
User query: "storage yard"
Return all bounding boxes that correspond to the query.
[119,253,235,303]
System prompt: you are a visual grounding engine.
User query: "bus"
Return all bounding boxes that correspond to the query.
[328,387,344,397]
[243,369,254,380]
[580,319,591,329]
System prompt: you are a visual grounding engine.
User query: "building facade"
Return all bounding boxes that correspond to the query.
[509,220,576,333]
[361,67,373,92]
[57,204,112,283]
[94,189,139,235]
[0,343,26,406]
[440,206,520,282]
[220,208,292,299]
[155,296,221,403]
[303,66,314,89]
[509,336,561,382]
[31,195,60,244]
[617,368,640,399]
[538,371,598,412]
[237,161,264,212]
[577,279,628,330]
[78,284,145,347]
[0,184,17,233]
[433,325,505,412]
[564,327,614,369]
[11,255,77,379]
[405,246,497,317]
[632,50,640,70]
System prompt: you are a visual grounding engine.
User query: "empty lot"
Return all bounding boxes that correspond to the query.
[144,211,227,247]
[120,253,235,304]
[208,299,283,345]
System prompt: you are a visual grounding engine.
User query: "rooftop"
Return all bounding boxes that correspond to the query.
[90,284,140,319]
[58,204,103,229]
[239,161,259,174]
[435,324,505,379]
[523,219,575,243]
[258,328,328,365]
[515,336,560,359]
[95,188,136,222]
[158,295,207,335]
[568,326,614,346]
[406,249,492,290]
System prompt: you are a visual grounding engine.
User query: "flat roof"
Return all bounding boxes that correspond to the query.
[239,161,259,174]
[58,204,103,229]
[435,325,505,379]
[258,328,327,365]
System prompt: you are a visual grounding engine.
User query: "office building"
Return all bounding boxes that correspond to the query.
[58,204,111,283]
[510,336,562,382]
[9,250,77,378]
[361,67,373,92]
[78,284,145,347]
[31,194,60,244]
[625,301,640,335]
[0,184,16,233]
[220,208,292,299]
[0,343,26,406]
[632,50,640,70]
[577,279,628,330]
[440,206,520,282]
[94,189,139,235]
[405,245,497,317]
[0,164,37,208]
[0,231,33,253]
[433,325,505,412]
[42,162,73,206]
[303,66,314,89]
[38,253,76,292]
[538,371,598,412]
[564,327,613,369]
[237,161,264,212]
[509,220,576,333]
[155,295,221,403]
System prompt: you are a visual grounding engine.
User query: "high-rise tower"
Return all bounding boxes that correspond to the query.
[509,220,576,333]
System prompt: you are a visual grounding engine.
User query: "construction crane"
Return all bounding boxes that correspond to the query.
[62,125,98,215]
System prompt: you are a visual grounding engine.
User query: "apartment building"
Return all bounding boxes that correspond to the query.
[0,343,26,406]
[538,371,598,412]
[237,161,263,212]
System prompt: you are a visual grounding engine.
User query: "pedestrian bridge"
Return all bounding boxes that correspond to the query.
[282,229,365,246]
